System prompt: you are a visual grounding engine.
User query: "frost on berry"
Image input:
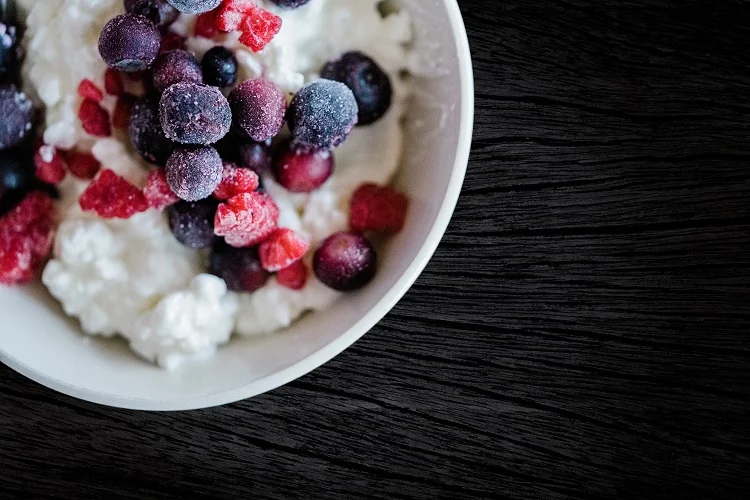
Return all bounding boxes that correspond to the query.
[213,162,259,200]
[143,168,179,209]
[258,228,309,272]
[214,191,279,247]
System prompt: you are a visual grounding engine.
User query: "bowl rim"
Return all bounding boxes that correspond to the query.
[1,0,475,411]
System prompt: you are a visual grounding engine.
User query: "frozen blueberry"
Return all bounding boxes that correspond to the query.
[0,148,33,192]
[160,82,232,145]
[124,0,179,28]
[0,22,20,81]
[321,51,392,126]
[165,146,223,201]
[287,79,358,152]
[167,198,218,249]
[0,85,33,150]
[201,46,237,88]
[228,79,286,143]
[152,49,203,92]
[165,0,222,14]
[238,139,272,175]
[209,242,270,292]
[129,93,177,165]
[273,141,333,192]
[98,14,161,72]
[268,0,312,8]
[313,231,377,291]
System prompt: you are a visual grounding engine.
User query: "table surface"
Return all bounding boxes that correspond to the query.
[2,1,750,498]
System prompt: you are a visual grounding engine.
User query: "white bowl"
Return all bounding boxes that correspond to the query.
[0,0,474,410]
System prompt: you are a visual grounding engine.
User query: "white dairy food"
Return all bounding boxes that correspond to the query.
[23,0,413,368]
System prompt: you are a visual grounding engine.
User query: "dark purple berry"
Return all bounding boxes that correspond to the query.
[287,80,358,152]
[0,148,33,192]
[228,79,286,143]
[273,142,333,192]
[98,14,161,72]
[0,23,20,81]
[201,46,238,88]
[268,0,312,8]
[129,93,177,165]
[165,146,223,201]
[238,139,272,175]
[167,198,218,249]
[209,242,270,292]
[160,82,232,145]
[152,49,203,92]
[165,0,222,14]
[124,0,179,28]
[321,51,392,126]
[313,231,376,291]
[0,85,33,149]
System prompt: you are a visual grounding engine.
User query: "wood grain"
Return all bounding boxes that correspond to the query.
[1,0,749,498]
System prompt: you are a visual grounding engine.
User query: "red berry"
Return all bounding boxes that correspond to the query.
[65,151,101,180]
[276,259,308,290]
[104,69,125,95]
[0,192,54,285]
[273,142,333,193]
[34,145,67,184]
[238,7,282,52]
[214,191,279,247]
[217,8,243,31]
[77,79,104,102]
[79,169,149,219]
[213,162,259,200]
[79,99,112,137]
[223,0,256,12]
[259,228,309,271]
[113,93,137,129]
[159,32,187,54]
[195,9,219,38]
[349,183,408,232]
[143,168,179,209]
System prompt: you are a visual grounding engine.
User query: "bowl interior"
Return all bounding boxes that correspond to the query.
[0,0,472,410]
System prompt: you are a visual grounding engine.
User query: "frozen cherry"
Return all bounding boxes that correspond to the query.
[152,49,203,92]
[0,85,33,149]
[313,231,377,291]
[165,146,223,201]
[228,79,285,143]
[209,242,270,292]
[129,93,177,165]
[288,80,358,152]
[202,46,238,88]
[160,82,232,145]
[167,199,218,249]
[237,139,271,175]
[98,14,161,72]
[124,0,179,28]
[165,0,222,14]
[273,141,333,193]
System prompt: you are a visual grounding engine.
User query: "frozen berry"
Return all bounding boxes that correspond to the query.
[202,46,237,88]
[0,149,33,192]
[276,260,308,290]
[321,51,392,125]
[152,49,203,92]
[259,228,309,271]
[129,93,176,165]
[124,0,180,28]
[143,168,179,209]
[209,242,270,292]
[0,86,33,149]
[98,14,161,72]
[79,99,112,137]
[313,231,376,291]
[213,162,259,200]
[34,145,66,184]
[214,191,279,247]
[194,9,218,38]
[268,0,311,8]
[272,142,333,193]
[160,82,232,145]
[104,68,125,95]
[79,169,149,219]
[159,32,187,54]
[168,199,218,249]
[165,146,223,201]
[288,80,358,152]
[66,151,101,180]
[228,79,285,142]
[0,192,54,285]
[165,0,222,14]
[238,8,282,53]
[217,8,244,32]
[350,183,408,232]
[77,79,104,102]
[0,23,19,80]
[113,93,137,129]
[237,139,271,175]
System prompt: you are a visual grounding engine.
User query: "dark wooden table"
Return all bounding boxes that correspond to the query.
[2,0,749,498]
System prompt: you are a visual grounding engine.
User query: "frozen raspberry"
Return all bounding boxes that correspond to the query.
[79,99,112,137]
[209,242,270,292]
[222,0,256,12]
[237,139,271,175]
[313,231,377,291]
[152,50,203,92]
[0,191,54,285]
[168,199,218,249]
[98,14,161,72]
[268,0,311,8]
[143,168,179,209]
[237,7,282,53]
[216,9,243,32]
[79,169,149,219]
[104,68,125,95]
[258,228,309,272]
[125,0,180,28]
[160,82,231,145]
[228,79,285,142]
[159,32,187,54]
[194,9,218,38]
[34,145,66,185]
[166,0,222,14]
[77,79,104,102]
[288,80,358,152]
[272,142,333,193]
[113,93,137,129]
[129,93,176,165]
[214,191,279,247]
[165,146,223,201]
[0,86,34,150]
[349,183,408,232]
[213,162,259,200]
[202,46,237,88]
[276,260,308,290]
[65,151,101,180]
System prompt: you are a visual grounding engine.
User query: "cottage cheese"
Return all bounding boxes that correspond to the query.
[23,0,413,368]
